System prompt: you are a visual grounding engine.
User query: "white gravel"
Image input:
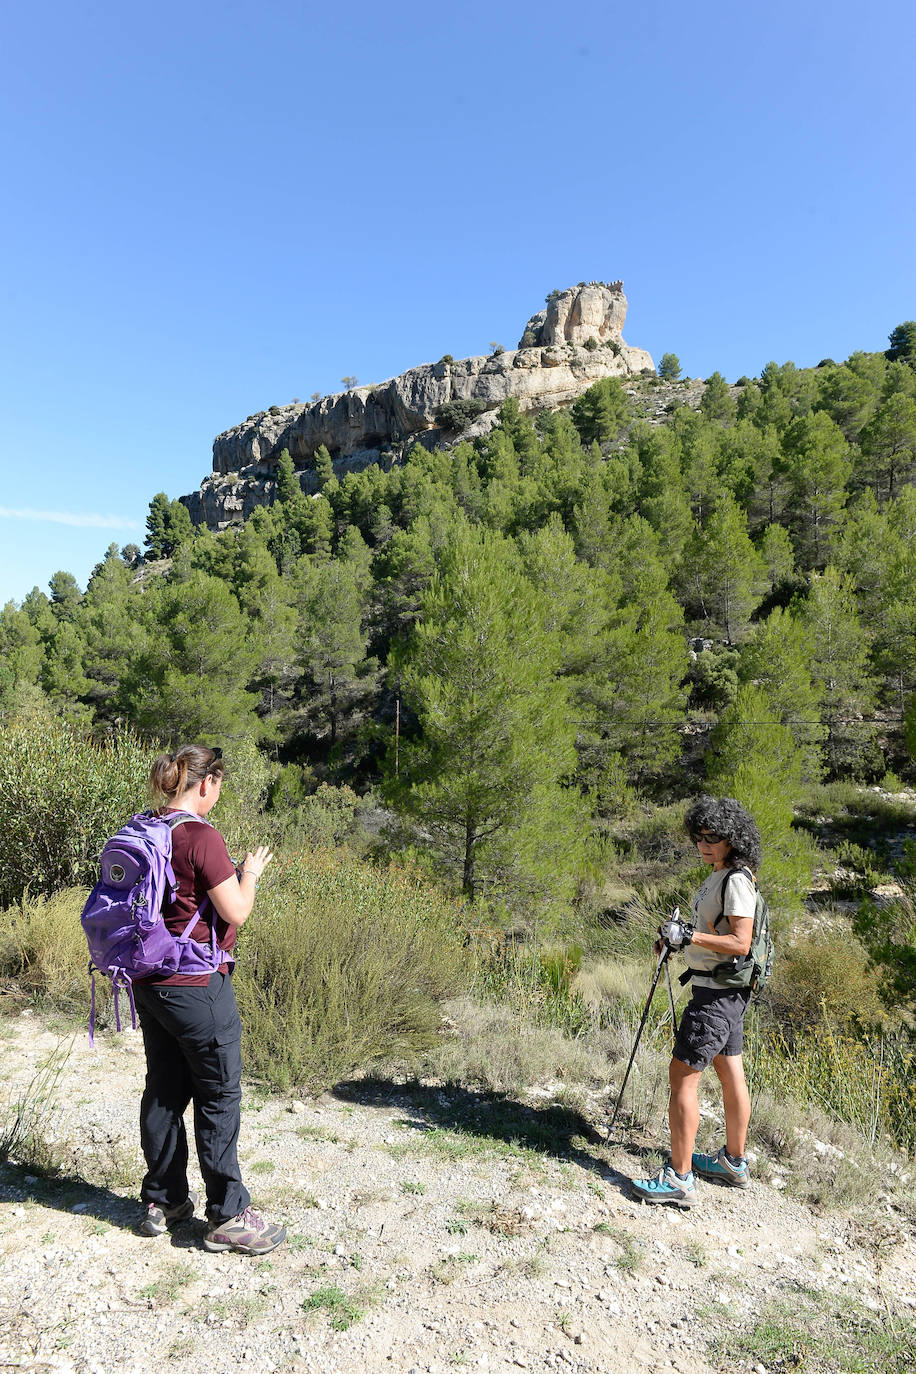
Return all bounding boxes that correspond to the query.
[1,1015,914,1373]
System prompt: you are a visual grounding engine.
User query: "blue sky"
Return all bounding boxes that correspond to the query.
[1,0,913,605]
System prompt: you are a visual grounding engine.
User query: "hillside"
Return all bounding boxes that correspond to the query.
[2,1014,914,1374]
[179,282,654,530]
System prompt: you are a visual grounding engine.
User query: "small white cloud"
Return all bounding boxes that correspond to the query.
[0,507,143,531]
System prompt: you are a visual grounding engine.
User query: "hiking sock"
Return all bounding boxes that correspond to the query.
[670,1166,691,1181]
[724,1150,745,1168]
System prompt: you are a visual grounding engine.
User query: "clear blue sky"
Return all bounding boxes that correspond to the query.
[1,0,913,605]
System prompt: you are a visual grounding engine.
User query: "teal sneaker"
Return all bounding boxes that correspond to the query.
[692,1146,750,1188]
[631,1164,697,1207]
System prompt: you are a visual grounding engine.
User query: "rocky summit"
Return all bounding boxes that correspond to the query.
[181,282,654,530]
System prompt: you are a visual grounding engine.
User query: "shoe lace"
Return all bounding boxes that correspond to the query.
[236,1207,265,1232]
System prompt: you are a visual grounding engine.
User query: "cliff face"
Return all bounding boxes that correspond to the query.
[181,283,654,529]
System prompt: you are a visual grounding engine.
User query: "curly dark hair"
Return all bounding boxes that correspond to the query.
[683,795,762,871]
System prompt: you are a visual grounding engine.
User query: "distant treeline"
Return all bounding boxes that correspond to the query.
[3,326,916,905]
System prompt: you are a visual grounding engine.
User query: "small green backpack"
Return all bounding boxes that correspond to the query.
[709,865,774,994]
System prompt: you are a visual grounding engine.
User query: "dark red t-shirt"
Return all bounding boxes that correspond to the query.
[138,810,238,985]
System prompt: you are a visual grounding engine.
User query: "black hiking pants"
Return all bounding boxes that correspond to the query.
[134,971,250,1226]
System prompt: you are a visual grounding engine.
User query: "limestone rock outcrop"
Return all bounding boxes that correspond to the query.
[181,283,654,529]
[518,280,628,349]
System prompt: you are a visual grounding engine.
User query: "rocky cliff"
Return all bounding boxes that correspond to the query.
[181,282,654,529]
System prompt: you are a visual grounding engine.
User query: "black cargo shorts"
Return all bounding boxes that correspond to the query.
[673,986,751,1070]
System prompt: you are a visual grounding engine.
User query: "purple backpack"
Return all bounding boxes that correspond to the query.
[80,811,234,1043]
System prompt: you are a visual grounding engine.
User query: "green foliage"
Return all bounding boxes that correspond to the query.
[570,378,629,445]
[234,850,464,1089]
[853,876,916,1020]
[144,493,193,559]
[680,493,767,642]
[764,929,890,1036]
[752,1012,915,1152]
[686,647,738,713]
[885,320,916,366]
[799,565,879,778]
[0,1040,71,1175]
[707,683,816,912]
[0,717,152,905]
[0,888,93,1011]
[121,571,262,743]
[699,370,735,424]
[656,353,681,382]
[434,398,488,432]
[714,1289,916,1373]
[391,522,588,907]
[275,448,300,503]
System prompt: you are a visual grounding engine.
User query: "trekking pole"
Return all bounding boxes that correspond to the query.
[664,957,679,1037]
[609,942,670,1133]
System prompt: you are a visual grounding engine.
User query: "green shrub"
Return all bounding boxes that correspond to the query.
[0,889,92,1013]
[749,1008,915,1152]
[0,718,153,905]
[433,398,488,432]
[763,928,889,1036]
[234,849,465,1089]
[828,839,884,896]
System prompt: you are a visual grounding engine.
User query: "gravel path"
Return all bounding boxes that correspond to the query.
[1,1014,914,1374]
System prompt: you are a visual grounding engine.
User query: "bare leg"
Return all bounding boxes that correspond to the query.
[668,1057,702,1175]
[712,1052,751,1158]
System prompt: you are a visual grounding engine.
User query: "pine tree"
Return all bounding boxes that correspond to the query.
[0,601,45,711]
[292,557,379,751]
[780,412,852,567]
[799,566,878,777]
[145,492,171,559]
[49,570,82,620]
[81,547,146,723]
[391,523,585,904]
[314,444,334,488]
[885,321,916,366]
[859,392,916,502]
[276,448,300,504]
[707,682,815,914]
[570,377,630,445]
[680,495,767,643]
[122,572,261,742]
[737,606,824,778]
[699,371,736,424]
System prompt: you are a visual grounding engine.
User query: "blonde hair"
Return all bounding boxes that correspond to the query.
[149,746,224,805]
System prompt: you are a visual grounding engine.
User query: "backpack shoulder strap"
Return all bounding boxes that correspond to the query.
[714,865,756,930]
[161,811,217,939]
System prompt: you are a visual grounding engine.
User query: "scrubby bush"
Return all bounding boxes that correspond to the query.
[0,718,152,906]
[0,888,93,1013]
[763,928,889,1036]
[434,398,488,432]
[234,849,465,1088]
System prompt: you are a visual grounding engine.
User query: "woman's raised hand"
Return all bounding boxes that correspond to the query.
[243,846,274,881]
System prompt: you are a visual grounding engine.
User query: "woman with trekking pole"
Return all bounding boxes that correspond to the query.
[132,745,286,1254]
[630,796,761,1207]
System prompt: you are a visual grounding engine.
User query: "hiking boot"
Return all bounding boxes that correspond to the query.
[631,1164,697,1207]
[203,1207,286,1255]
[692,1145,750,1187]
[139,1190,198,1236]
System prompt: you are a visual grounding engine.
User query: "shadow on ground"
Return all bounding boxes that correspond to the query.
[332,1076,643,1194]
[0,1161,199,1247]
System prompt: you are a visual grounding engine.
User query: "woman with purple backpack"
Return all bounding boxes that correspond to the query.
[132,744,286,1255]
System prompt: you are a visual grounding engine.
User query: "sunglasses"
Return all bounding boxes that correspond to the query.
[209,747,223,762]
[692,830,726,845]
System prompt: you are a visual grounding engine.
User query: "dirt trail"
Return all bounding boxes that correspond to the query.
[1,1015,913,1374]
